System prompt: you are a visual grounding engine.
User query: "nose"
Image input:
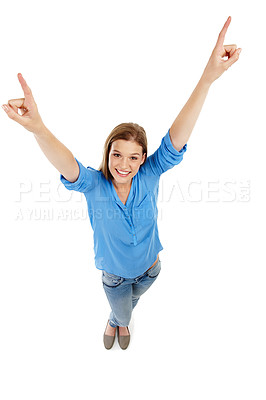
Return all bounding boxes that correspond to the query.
[120,158,130,170]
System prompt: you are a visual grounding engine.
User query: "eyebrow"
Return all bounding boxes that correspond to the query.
[112,149,141,156]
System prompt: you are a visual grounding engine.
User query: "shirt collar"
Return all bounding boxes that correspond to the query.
[109,175,135,208]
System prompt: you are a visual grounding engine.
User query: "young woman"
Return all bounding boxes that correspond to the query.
[2,16,241,350]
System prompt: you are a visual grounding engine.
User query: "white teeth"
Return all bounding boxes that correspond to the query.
[117,169,130,175]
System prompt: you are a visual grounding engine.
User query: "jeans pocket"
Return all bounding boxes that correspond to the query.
[147,258,161,278]
[102,271,125,288]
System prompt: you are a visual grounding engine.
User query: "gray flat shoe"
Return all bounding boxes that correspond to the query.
[118,326,130,350]
[103,320,116,350]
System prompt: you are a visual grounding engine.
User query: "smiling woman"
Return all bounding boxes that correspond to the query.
[2,16,241,350]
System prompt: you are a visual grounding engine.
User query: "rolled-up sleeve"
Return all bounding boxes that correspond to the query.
[142,129,187,176]
[60,157,98,193]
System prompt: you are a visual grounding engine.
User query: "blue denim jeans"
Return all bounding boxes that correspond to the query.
[102,257,161,328]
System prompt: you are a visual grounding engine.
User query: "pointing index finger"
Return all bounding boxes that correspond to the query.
[215,16,231,49]
[17,73,32,98]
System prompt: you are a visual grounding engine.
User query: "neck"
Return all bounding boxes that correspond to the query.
[112,178,132,192]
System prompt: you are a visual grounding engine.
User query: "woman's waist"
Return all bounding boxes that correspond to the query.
[146,254,159,272]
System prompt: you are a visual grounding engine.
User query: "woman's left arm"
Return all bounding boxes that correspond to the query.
[170,16,242,152]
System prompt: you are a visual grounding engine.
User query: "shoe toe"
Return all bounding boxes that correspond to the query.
[104,333,116,350]
[103,320,116,350]
[118,327,130,350]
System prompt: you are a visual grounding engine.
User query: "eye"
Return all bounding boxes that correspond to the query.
[113,153,137,160]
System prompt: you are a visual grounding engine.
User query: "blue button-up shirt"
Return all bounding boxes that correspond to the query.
[60,128,187,278]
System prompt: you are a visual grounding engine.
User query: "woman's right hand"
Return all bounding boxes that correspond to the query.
[2,73,45,134]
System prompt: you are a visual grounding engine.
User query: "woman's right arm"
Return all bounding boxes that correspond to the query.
[2,73,79,183]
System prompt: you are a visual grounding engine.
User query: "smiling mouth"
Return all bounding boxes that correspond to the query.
[115,169,131,177]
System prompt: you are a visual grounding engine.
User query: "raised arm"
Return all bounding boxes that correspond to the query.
[2,73,79,183]
[169,16,242,151]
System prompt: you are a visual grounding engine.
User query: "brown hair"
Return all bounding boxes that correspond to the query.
[98,122,148,181]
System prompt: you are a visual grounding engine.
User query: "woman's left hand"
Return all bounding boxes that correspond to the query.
[202,16,242,85]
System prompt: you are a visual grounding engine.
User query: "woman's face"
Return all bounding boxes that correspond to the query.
[108,139,146,187]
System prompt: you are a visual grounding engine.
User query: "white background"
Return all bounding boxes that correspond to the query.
[0,0,265,399]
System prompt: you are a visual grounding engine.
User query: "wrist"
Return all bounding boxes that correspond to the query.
[199,74,213,90]
[33,123,49,137]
